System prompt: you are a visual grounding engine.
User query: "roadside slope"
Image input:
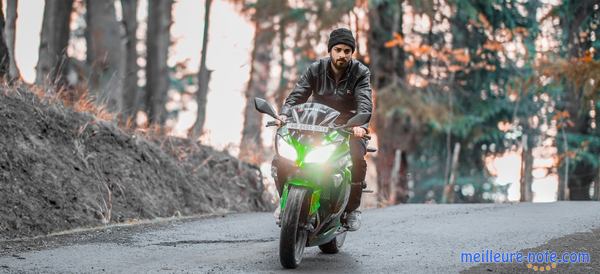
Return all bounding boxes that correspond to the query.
[0,86,273,240]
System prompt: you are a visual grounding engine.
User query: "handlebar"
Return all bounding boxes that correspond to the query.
[267,121,370,140]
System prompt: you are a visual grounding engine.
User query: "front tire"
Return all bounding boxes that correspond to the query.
[279,187,309,268]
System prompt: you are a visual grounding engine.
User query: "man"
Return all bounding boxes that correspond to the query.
[274,28,372,231]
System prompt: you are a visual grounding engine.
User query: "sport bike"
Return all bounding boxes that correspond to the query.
[254,97,374,269]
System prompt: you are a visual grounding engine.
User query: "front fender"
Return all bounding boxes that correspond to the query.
[281,179,321,216]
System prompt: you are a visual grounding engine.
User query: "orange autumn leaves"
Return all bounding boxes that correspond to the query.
[383,31,474,72]
[382,12,521,86]
[553,111,575,129]
[384,44,501,84]
[383,32,404,48]
[537,49,600,101]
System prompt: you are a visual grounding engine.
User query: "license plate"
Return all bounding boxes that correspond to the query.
[286,123,329,133]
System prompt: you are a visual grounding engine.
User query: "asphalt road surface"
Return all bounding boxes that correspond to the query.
[1,202,600,273]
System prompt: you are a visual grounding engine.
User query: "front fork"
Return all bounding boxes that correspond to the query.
[280,180,321,228]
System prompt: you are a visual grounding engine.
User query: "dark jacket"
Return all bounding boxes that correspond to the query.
[280,57,373,131]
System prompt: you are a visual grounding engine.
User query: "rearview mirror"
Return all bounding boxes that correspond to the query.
[254,97,278,119]
[345,113,371,127]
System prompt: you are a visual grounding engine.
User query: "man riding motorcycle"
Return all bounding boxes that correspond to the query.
[273,27,372,231]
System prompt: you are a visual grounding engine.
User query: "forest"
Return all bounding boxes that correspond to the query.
[0,0,599,206]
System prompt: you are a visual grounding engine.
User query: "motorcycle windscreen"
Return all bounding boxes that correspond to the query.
[287,103,340,145]
[288,103,340,126]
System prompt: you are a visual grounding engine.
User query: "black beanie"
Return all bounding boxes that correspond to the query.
[328,28,355,53]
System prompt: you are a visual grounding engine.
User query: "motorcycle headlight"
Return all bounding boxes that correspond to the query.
[277,137,297,161]
[304,144,337,163]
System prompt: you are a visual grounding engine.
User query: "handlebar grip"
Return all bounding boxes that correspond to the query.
[266,121,278,127]
[339,128,370,140]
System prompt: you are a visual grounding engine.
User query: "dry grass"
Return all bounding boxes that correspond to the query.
[71,90,114,121]
[134,123,166,140]
[94,181,113,225]
[0,80,181,142]
[123,116,136,129]
[2,80,186,170]
[3,80,115,122]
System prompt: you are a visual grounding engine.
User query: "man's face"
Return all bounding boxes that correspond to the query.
[330,44,353,70]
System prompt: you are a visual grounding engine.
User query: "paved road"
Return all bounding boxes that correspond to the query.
[1,202,600,273]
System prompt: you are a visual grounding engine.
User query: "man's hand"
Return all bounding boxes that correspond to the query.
[275,115,288,127]
[352,127,367,138]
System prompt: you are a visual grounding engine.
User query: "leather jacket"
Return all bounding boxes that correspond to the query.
[279,57,373,131]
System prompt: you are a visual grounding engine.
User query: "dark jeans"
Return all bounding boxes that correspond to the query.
[271,136,367,212]
[347,136,367,212]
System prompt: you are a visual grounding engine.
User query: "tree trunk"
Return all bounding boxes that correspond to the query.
[569,158,595,201]
[5,0,20,82]
[444,92,454,186]
[558,127,569,200]
[36,0,73,90]
[145,0,173,126]
[560,97,595,200]
[520,134,533,202]
[389,149,402,205]
[524,141,534,202]
[273,14,288,111]
[0,1,9,80]
[238,19,275,164]
[367,0,404,89]
[367,1,410,205]
[189,0,213,141]
[121,0,139,123]
[86,0,125,113]
[386,149,409,205]
[443,142,460,203]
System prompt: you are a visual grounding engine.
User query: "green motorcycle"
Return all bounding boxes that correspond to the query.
[254,97,373,269]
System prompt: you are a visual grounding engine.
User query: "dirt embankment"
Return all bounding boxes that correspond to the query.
[0,86,273,240]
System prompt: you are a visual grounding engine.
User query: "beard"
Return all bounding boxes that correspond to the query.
[332,58,348,70]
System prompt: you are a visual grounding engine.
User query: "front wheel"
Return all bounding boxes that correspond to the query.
[279,187,309,268]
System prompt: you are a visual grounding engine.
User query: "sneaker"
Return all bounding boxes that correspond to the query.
[344,210,361,231]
